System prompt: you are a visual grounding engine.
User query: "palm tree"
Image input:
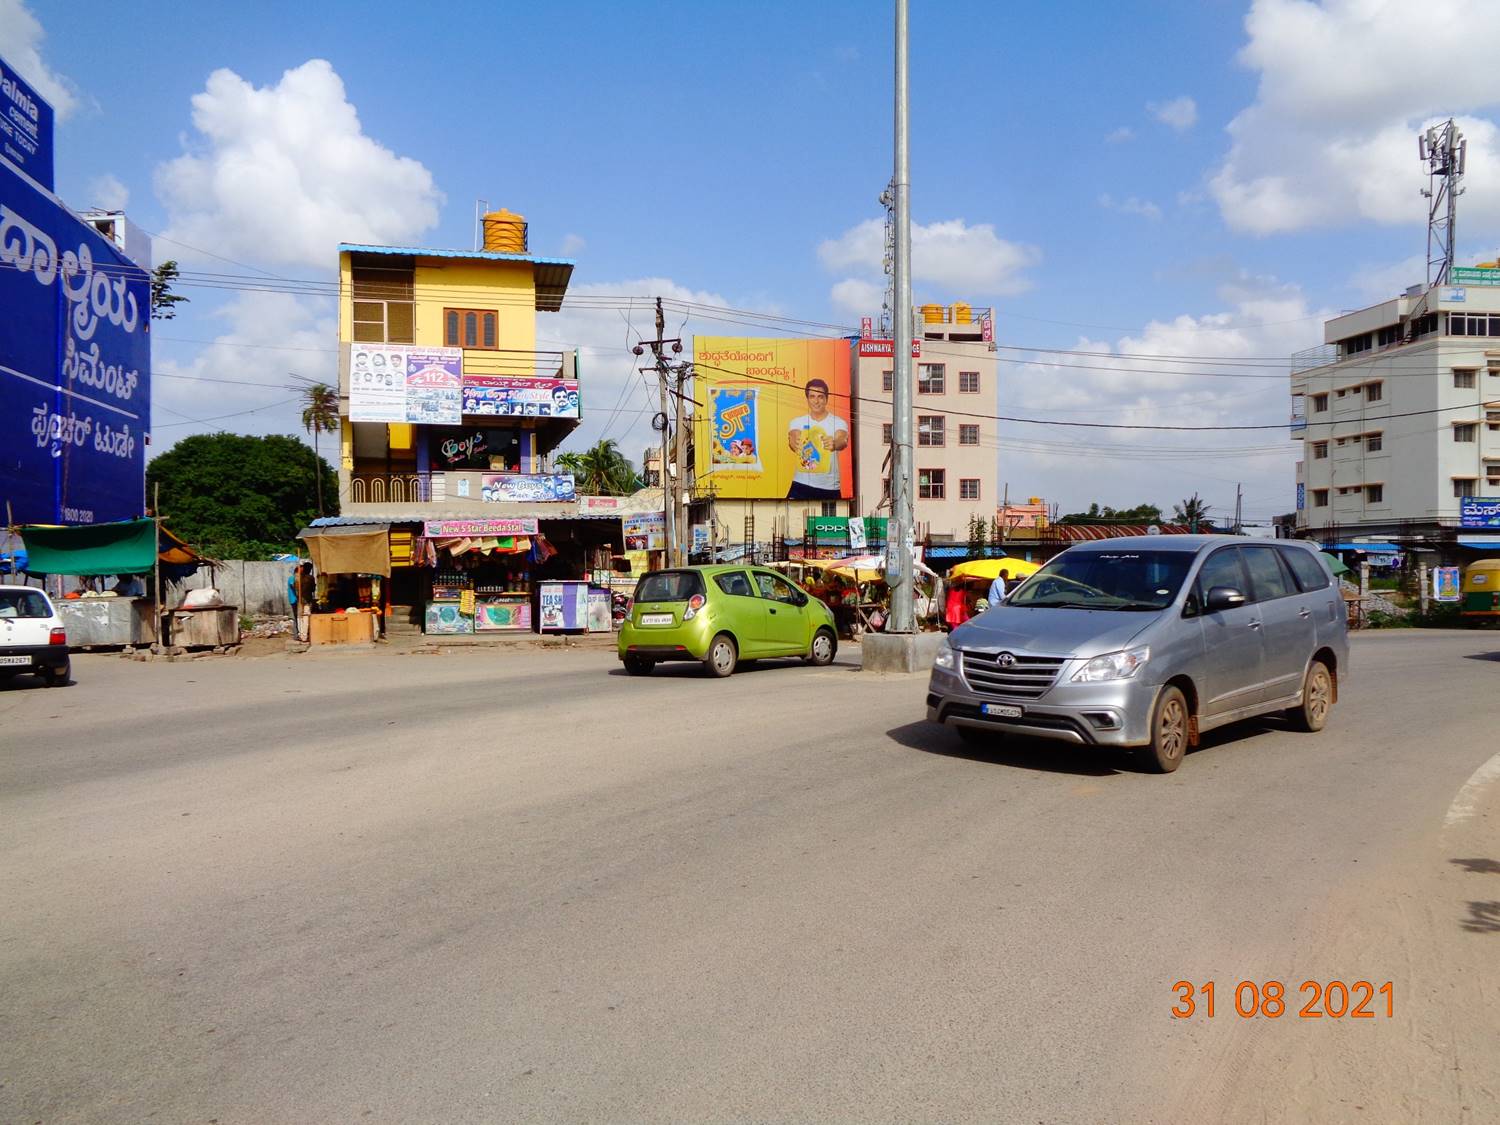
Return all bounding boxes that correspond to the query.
[300,383,339,516]
[1174,492,1211,532]
[555,439,640,495]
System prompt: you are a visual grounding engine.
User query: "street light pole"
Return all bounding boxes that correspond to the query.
[888,0,915,634]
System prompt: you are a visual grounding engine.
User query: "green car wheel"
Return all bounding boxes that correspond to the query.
[705,633,737,678]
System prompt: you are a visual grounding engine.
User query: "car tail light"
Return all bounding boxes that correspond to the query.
[49,627,67,645]
[683,593,707,620]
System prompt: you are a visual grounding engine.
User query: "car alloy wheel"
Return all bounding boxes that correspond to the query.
[1145,686,1188,773]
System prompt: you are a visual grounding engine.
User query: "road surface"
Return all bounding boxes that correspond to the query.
[2,631,1497,1123]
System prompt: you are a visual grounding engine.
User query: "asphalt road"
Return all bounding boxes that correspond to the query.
[2,632,1497,1123]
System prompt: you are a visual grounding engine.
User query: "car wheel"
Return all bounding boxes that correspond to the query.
[1287,660,1333,732]
[623,655,654,676]
[42,660,71,688]
[806,627,836,666]
[1142,685,1189,773]
[704,633,737,678]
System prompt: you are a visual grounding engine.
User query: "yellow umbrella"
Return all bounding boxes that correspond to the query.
[948,557,1042,581]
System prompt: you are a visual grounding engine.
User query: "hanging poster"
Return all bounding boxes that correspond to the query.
[848,517,867,551]
[349,343,463,424]
[1434,567,1461,603]
[624,512,666,551]
[462,375,580,418]
[480,473,577,502]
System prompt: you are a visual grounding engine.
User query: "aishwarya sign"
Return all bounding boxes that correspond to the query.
[1460,497,1500,528]
[856,338,922,358]
[462,375,580,417]
[423,518,537,537]
[481,472,576,503]
[349,343,463,424]
[1,160,150,524]
[0,53,54,189]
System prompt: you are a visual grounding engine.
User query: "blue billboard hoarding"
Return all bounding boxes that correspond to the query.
[0,55,54,190]
[2,157,151,525]
[1460,497,1500,529]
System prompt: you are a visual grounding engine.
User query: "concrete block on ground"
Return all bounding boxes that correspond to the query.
[859,631,944,674]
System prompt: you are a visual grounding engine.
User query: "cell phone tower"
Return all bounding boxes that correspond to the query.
[879,177,896,337]
[1421,119,1466,287]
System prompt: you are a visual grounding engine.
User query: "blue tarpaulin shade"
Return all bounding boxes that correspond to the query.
[1324,542,1400,553]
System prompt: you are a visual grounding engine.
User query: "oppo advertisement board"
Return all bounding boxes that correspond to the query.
[1,157,151,525]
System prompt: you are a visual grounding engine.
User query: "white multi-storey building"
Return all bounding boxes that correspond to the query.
[1292,282,1500,546]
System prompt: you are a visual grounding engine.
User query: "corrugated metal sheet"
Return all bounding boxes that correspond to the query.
[1052,523,1192,541]
[340,244,576,312]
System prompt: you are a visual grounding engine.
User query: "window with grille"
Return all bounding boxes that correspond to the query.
[1365,381,1383,402]
[1313,489,1329,507]
[1454,478,1477,498]
[1312,393,1328,412]
[917,415,945,446]
[1455,423,1477,442]
[882,369,893,393]
[959,478,980,500]
[1366,432,1383,452]
[1366,484,1383,503]
[444,308,499,350]
[351,265,414,343]
[959,423,980,445]
[882,423,892,445]
[917,364,945,394]
[1312,441,1328,459]
[958,371,980,393]
[918,468,945,499]
[1455,368,1478,389]
[821,501,838,517]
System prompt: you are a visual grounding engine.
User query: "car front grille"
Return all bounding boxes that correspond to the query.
[960,651,1067,699]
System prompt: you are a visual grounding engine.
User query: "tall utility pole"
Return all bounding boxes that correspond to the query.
[1421,119,1465,287]
[887,0,915,634]
[1233,483,1243,536]
[673,362,691,564]
[637,296,687,566]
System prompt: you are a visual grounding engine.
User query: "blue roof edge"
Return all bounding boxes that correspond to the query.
[339,243,576,267]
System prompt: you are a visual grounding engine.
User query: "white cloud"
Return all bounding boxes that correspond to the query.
[1099,193,1163,221]
[559,232,587,256]
[151,291,338,448]
[1105,126,1136,144]
[1212,0,1500,236]
[829,278,884,319]
[154,59,443,269]
[88,173,129,211]
[0,0,80,119]
[1148,96,1198,131]
[818,217,1038,313]
[997,275,1333,518]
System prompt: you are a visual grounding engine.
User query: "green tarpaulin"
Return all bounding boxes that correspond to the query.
[20,519,160,577]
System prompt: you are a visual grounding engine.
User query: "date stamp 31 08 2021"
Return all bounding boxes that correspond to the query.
[1171,980,1395,1020]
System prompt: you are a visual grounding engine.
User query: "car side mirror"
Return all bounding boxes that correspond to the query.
[1182,591,1201,619]
[1205,585,1247,612]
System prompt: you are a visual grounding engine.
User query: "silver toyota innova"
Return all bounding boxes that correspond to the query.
[926,536,1349,772]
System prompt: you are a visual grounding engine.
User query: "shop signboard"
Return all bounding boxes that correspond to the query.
[0,53,55,189]
[1434,566,1461,602]
[856,338,921,358]
[480,472,576,503]
[462,375,580,418]
[695,337,855,500]
[538,581,589,631]
[1460,497,1500,528]
[806,515,888,546]
[691,523,709,554]
[1451,267,1500,287]
[1,155,151,524]
[349,343,463,424]
[623,512,666,551]
[577,495,624,514]
[424,518,537,537]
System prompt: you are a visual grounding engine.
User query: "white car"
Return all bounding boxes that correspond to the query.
[0,584,71,687]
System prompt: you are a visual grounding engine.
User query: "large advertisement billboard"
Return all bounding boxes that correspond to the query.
[462,375,579,418]
[693,337,854,500]
[1,159,150,525]
[1,54,54,190]
[349,343,463,424]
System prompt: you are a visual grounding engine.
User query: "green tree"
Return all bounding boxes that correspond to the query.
[555,438,641,495]
[966,513,988,556]
[1173,493,1211,532]
[300,383,340,516]
[146,433,337,559]
[150,260,190,320]
[1059,502,1162,524]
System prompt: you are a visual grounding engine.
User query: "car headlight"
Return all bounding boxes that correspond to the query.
[933,638,957,671]
[1071,646,1150,683]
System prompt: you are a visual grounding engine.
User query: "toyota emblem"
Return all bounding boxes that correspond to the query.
[997,651,1016,667]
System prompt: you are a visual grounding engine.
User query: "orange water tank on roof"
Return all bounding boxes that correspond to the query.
[482,209,528,253]
[921,303,943,325]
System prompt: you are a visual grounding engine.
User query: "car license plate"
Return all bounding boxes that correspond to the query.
[981,703,1023,719]
[640,613,673,626]
[0,655,30,666]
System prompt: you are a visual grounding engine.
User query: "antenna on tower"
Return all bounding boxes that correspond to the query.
[879,177,896,337]
[1420,119,1465,287]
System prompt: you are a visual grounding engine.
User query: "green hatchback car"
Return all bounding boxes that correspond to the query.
[618,565,838,677]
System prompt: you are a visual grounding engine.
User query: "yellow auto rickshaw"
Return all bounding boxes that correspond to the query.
[1461,559,1500,621]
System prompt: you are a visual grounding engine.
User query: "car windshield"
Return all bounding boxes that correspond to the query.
[634,570,707,603]
[0,590,51,618]
[1006,550,1193,611]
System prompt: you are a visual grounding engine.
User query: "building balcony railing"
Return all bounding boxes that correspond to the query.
[1291,345,1338,374]
[345,469,576,509]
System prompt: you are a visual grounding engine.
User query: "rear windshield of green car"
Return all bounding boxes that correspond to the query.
[635,570,707,602]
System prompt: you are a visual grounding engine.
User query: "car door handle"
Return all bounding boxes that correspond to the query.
[769,608,778,614]
[1298,608,1312,619]
[1247,620,1262,629]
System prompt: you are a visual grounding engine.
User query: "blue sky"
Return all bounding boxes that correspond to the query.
[10,0,1500,524]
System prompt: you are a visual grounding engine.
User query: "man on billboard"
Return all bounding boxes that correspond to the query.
[785,379,849,500]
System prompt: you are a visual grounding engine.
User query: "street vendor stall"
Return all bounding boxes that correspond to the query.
[296,523,390,644]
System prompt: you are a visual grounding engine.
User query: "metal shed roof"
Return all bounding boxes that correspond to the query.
[339,243,575,312]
